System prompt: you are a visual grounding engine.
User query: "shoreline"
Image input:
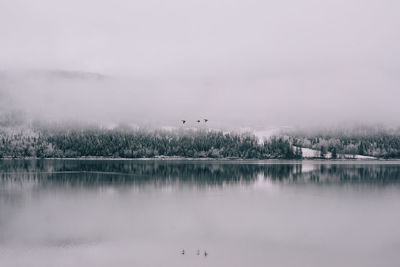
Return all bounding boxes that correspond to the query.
[0,156,397,162]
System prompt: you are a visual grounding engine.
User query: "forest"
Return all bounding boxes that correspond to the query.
[0,125,299,159]
[1,124,400,159]
[291,128,400,159]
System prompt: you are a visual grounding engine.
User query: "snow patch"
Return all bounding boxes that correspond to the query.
[296,146,376,159]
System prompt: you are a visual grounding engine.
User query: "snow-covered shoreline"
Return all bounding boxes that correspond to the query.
[296,146,377,160]
[0,156,389,161]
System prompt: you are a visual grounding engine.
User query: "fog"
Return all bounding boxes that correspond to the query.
[1,0,400,128]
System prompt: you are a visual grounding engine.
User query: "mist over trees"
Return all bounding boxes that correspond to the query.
[1,121,400,159]
[0,124,297,159]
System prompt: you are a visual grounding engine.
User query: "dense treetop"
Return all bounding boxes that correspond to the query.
[0,125,297,159]
[1,124,400,159]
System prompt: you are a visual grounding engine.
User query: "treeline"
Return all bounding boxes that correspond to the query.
[292,131,400,158]
[3,125,400,159]
[0,127,300,159]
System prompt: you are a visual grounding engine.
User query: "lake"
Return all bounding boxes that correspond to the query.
[0,159,400,267]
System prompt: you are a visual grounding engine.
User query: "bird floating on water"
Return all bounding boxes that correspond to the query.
[204,251,208,257]
[204,119,208,123]
[181,249,185,255]
[196,120,201,123]
[181,120,186,124]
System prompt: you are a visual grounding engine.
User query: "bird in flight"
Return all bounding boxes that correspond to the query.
[181,120,186,124]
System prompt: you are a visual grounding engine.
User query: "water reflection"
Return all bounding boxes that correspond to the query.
[0,159,400,187]
[1,160,400,267]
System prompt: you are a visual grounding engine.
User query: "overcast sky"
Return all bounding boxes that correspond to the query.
[0,0,399,128]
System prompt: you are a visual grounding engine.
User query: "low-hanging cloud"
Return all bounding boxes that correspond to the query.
[0,0,399,128]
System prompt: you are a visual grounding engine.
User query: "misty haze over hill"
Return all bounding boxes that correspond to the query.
[1,0,400,129]
[0,68,399,130]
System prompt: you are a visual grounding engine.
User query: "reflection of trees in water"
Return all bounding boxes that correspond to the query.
[294,164,400,185]
[0,160,400,187]
[0,160,271,187]
[262,164,302,182]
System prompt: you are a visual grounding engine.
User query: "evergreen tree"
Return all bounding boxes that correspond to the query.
[320,146,327,158]
[331,147,337,159]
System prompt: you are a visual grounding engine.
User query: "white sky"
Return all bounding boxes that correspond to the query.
[0,0,399,127]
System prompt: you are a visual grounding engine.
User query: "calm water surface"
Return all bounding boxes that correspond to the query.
[0,159,400,267]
